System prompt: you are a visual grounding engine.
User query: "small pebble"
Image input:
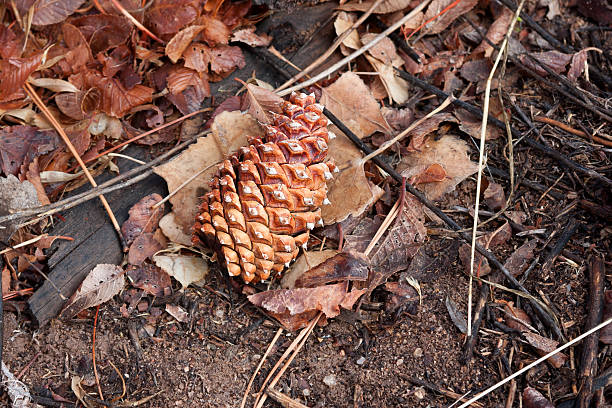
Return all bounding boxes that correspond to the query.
[323,374,337,387]
[215,309,224,319]
[413,347,423,358]
[184,366,189,373]
[396,358,404,365]
[302,389,310,397]
[356,356,366,365]
[414,387,426,399]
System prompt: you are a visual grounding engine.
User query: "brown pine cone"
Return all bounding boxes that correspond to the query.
[192,91,337,283]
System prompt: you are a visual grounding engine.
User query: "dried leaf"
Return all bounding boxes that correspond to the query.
[0,175,41,241]
[0,125,59,176]
[72,70,153,117]
[522,331,567,368]
[25,158,50,206]
[293,251,369,289]
[165,25,205,63]
[454,97,504,140]
[445,296,467,334]
[365,193,426,295]
[460,59,491,83]
[32,0,85,25]
[70,14,132,55]
[519,51,572,76]
[153,254,208,289]
[241,83,284,124]
[504,302,533,332]
[0,53,44,99]
[28,78,79,93]
[484,181,505,211]
[166,304,189,322]
[568,49,588,82]
[503,240,537,277]
[127,263,172,297]
[458,222,512,277]
[472,8,513,57]
[601,290,612,344]
[334,12,361,52]
[422,0,478,34]
[121,194,165,246]
[385,280,418,312]
[399,135,478,200]
[167,66,210,96]
[404,112,456,151]
[183,43,212,73]
[159,212,193,246]
[365,54,409,104]
[197,15,231,46]
[540,0,561,19]
[339,0,414,14]
[230,26,272,47]
[62,23,92,72]
[209,45,245,76]
[382,107,414,131]
[146,1,198,37]
[523,387,555,408]
[281,250,339,289]
[248,281,365,330]
[154,112,262,231]
[60,264,125,319]
[411,163,447,185]
[320,72,391,138]
[128,232,166,266]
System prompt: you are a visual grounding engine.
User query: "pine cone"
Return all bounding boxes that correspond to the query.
[192,92,337,283]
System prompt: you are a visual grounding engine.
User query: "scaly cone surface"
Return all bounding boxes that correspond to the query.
[193,92,337,283]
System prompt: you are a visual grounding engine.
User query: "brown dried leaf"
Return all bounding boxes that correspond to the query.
[146,1,199,37]
[26,158,50,206]
[0,126,59,176]
[0,25,22,59]
[248,281,365,327]
[568,49,588,82]
[165,25,205,63]
[405,112,456,151]
[484,181,505,211]
[382,107,414,131]
[167,66,210,96]
[365,193,426,295]
[0,53,44,99]
[472,8,513,57]
[422,0,478,35]
[70,14,132,55]
[458,222,512,277]
[241,83,284,124]
[60,264,125,319]
[121,194,164,246]
[183,43,212,73]
[399,135,478,200]
[154,111,262,231]
[293,251,369,289]
[166,304,189,322]
[127,263,172,297]
[281,250,339,289]
[601,290,612,344]
[32,0,85,25]
[72,70,153,118]
[209,45,245,76]
[62,23,93,73]
[128,232,166,266]
[503,239,537,277]
[230,26,272,47]
[339,0,414,14]
[454,97,504,140]
[519,51,572,76]
[504,302,533,332]
[522,331,567,368]
[320,72,391,138]
[445,296,467,333]
[523,387,555,408]
[153,254,208,289]
[197,15,231,46]
[460,59,491,83]
[411,163,447,186]
[159,212,193,246]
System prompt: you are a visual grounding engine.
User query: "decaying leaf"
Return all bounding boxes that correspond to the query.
[127,263,172,297]
[121,194,164,246]
[230,27,272,47]
[292,251,369,289]
[405,113,456,151]
[334,12,361,52]
[568,49,589,82]
[458,222,512,277]
[0,125,59,176]
[281,249,339,289]
[0,53,45,100]
[321,72,391,138]
[519,51,573,76]
[361,34,409,104]
[445,296,467,334]
[522,331,567,368]
[159,212,193,246]
[385,281,419,313]
[454,97,504,140]
[241,83,284,124]
[165,25,205,63]
[503,240,537,277]
[32,0,85,25]
[472,8,513,58]
[504,302,533,332]
[0,175,42,241]
[153,254,208,289]
[523,387,555,408]
[128,231,167,266]
[248,281,366,331]
[422,0,478,35]
[399,135,478,200]
[154,111,262,232]
[339,0,415,14]
[60,264,126,319]
[166,304,189,322]
[484,181,505,211]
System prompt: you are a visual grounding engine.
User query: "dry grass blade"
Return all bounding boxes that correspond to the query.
[456,317,612,407]
[275,0,386,92]
[277,0,432,97]
[240,328,283,408]
[466,0,526,337]
[23,82,127,250]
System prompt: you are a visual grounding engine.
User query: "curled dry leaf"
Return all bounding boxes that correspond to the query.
[127,263,172,297]
[32,0,85,25]
[281,250,339,289]
[522,331,567,368]
[241,83,284,124]
[159,212,193,246]
[293,251,369,289]
[458,222,512,277]
[28,78,79,93]
[154,111,262,232]
[334,12,361,53]
[454,96,504,140]
[320,72,391,138]
[197,15,231,46]
[121,193,165,246]
[0,53,45,99]
[60,264,125,319]
[399,135,478,200]
[0,125,59,176]
[362,34,409,104]
[405,112,456,151]
[146,1,199,37]
[153,254,208,289]
[0,175,41,241]
[166,304,189,322]
[523,387,555,408]
[248,281,366,331]
[230,27,272,47]
[472,8,513,58]
[382,107,414,131]
[26,159,50,206]
[167,66,210,97]
[568,49,589,82]
[503,239,537,277]
[422,0,478,35]
[70,14,132,55]
[519,51,573,76]
[165,25,205,63]
[208,45,245,76]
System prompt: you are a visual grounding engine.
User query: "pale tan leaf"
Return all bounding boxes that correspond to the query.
[230,27,272,47]
[28,77,79,93]
[334,12,361,51]
[159,212,193,246]
[60,264,125,319]
[153,254,208,289]
[166,304,189,322]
